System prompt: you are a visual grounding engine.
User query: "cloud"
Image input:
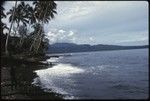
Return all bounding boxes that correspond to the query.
[3,1,148,45]
[52,1,148,45]
[56,1,92,20]
[58,29,66,33]
[89,37,94,41]
[46,29,76,44]
[68,31,74,36]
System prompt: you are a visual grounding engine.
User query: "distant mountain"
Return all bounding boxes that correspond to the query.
[51,43,77,48]
[47,43,149,53]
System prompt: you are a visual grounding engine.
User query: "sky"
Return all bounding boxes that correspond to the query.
[2,1,149,46]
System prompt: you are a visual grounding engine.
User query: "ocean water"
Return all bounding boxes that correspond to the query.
[32,49,149,99]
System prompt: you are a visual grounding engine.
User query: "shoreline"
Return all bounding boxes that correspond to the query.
[1,56,63,100]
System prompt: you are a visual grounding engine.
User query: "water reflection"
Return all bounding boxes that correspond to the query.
[1,58,62,99]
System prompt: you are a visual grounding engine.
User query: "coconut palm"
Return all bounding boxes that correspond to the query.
[1,6,9,32]
[27,6,37,25]
[5,1,18,55]
[1,6,9,33]
[7,2,31,50]
[1,6,6,18]
[1,5,8,53]
[33,1,57,23]
[30,1,57,53]
[7,2,29,28]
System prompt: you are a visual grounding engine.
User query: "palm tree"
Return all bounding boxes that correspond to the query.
[18,25,28,48]
[1,6,9,34]
[7,2,31,50]
[29,23,43,52]
[7,2,29,29]
[27,6,37,25]
[33,1,57,23]
[1,6,6,18]
[29,1,57,53]
[1,5,8,53]
[5,1,18,55]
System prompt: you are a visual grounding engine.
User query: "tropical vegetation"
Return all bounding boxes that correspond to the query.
[1,1,57,58]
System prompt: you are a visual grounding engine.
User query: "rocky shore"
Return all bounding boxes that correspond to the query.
[1,55,63,100]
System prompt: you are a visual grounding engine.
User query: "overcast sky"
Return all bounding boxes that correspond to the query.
[3,1,148,45]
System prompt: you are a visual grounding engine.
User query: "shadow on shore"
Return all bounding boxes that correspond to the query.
[1,56,63,100]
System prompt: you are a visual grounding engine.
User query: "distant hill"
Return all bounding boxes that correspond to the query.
[47,43,149,53]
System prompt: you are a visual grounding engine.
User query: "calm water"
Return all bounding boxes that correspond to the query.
[32,49,149,99]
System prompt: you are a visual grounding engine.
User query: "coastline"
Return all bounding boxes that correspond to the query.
[1,55,63,100]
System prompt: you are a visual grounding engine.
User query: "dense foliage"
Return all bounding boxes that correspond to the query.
[1,1,57,57]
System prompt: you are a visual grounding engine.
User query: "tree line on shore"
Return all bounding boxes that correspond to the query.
[1,1,57,57]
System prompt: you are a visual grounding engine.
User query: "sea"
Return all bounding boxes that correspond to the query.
[32,48,149,99]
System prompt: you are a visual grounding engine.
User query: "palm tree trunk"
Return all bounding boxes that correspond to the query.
[29,23,42,52]
[35,30,43,54]
[17,22,20,36]
[29,9,43,52]
[35,22,44,53]
[35,4,49,53]
[5,1,17,55]
[13,27,17,36]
